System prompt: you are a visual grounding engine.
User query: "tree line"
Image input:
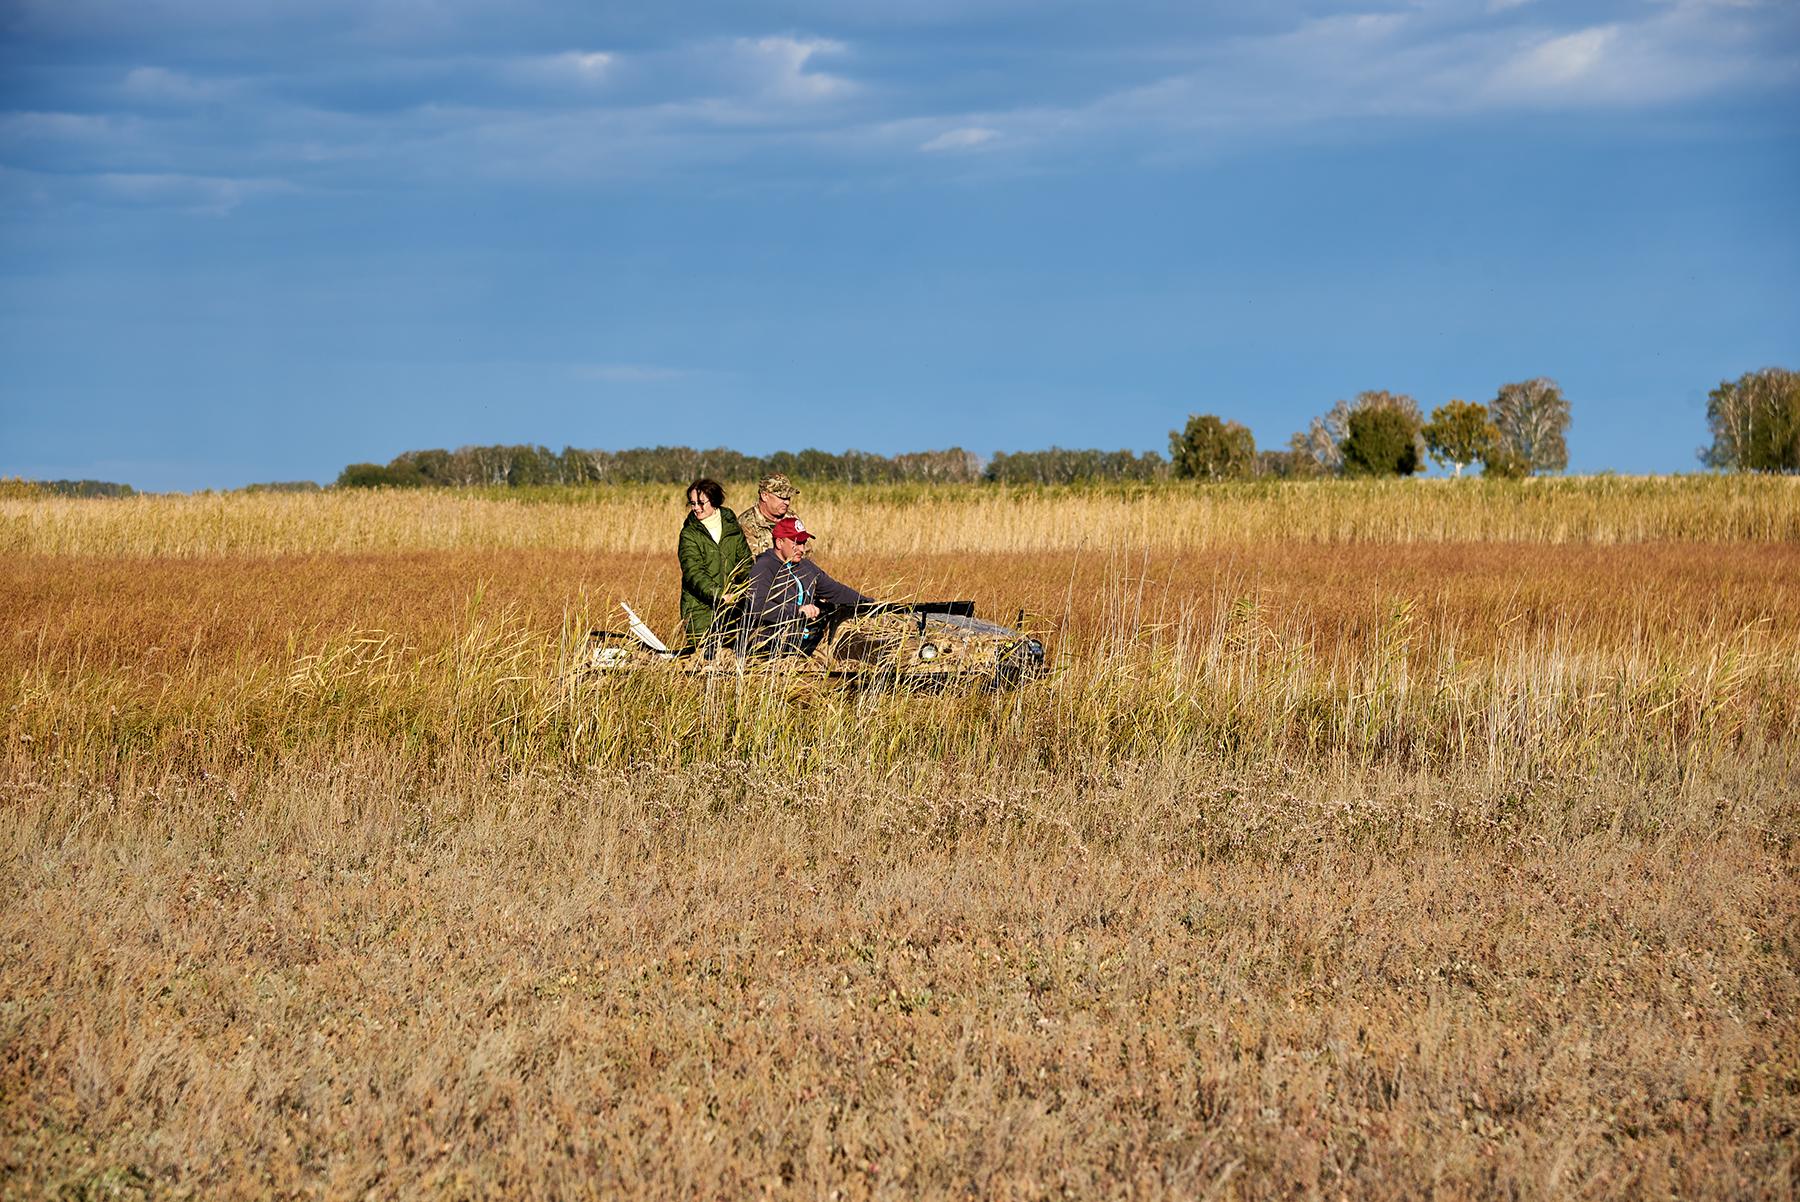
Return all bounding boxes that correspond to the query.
[1171,367,1797,479]
[337,446,992,488]
[1700,367,1800,474]
[328,365,1794,489]
[338,444,1177,488]
[0,479,139,498]
[1170,378,1571,480]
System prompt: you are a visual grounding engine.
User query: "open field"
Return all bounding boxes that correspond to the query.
[3,480,1798,1199]
[5,475,1799,557]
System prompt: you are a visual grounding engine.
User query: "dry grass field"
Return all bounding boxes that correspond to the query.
[3,479,1797,1199]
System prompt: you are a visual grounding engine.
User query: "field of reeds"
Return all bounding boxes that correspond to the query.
[3,478,1797,1199]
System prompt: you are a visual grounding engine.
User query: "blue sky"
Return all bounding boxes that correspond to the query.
[2,0,1796,489]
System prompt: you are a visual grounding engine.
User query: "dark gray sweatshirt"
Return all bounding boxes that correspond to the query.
[737,548,875,654]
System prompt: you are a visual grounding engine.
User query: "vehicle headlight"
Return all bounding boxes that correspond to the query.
[918,643,939,661]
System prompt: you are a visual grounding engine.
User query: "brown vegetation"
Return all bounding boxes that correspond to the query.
[5,475,1798,559]
[3,480,1797,1198]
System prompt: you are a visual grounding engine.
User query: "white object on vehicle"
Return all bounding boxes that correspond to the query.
[620,602,673,654]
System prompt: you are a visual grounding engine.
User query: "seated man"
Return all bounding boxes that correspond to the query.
[737,517,876,656]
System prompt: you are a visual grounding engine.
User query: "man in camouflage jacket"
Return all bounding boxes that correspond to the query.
[738,473,799,558]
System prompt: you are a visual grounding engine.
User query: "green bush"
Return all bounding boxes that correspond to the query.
[1341,407,1422,478]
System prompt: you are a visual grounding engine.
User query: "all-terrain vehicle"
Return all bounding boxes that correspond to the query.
[589,600,1048,691]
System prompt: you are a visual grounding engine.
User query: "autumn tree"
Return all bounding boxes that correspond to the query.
[1491,378,1570,475]
[1701,367,1800,473]
[1169,414,1257,479]
[1287,425,1337,476]
[1423,399,1499,476]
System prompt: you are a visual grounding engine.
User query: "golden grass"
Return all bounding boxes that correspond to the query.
[6,779,1794,1199]
[3,475,1798,558]
[5,545,1795,794]
[3,483,1797,1199]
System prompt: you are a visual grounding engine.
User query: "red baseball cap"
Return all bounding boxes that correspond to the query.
[772,517,813,542]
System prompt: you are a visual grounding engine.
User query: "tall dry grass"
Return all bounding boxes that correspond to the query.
[2,484,1797,1199]
[3,475,1798,558]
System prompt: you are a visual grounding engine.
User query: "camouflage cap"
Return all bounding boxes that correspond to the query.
[758,473,798,499]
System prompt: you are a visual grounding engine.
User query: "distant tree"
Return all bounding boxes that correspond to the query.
[984,448,1166,484]
[1481,445,1531,479]
[608,447,688,483]
[1300,405,1349,474]
[335,463,385,488]
[341,441,1167,489]
[1341,406,1423,477]
[1701,367,1800,473]
[1169,414,1257,480]
[1490,378,1570,475]
[1352,391,1426,458]
[838,449,889,484]
[1296,424,1339,475]
[1423,400,1499,477]
[1294,390,1424,476]
[467,444,554,486]
[1281,430,1328,478]
[40,479,136,497]
[389,448,476,486]
[502,446,545,486]
[240,481,322,493]
[893,448,983,483]
[336,462,422,488]
[557,446,595,484]
[1250,445,1310,479]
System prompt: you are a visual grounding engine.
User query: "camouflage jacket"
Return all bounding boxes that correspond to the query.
[738,502,797,559]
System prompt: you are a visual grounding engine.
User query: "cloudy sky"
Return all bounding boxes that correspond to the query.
[2,0,1796,488]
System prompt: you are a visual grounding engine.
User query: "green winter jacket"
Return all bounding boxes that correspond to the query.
[678,507,753,644]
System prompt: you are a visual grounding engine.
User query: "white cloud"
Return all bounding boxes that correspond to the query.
[507,50,616,87]
[734,35,854,102]
[4,5,1791,204]
[560,51,615,77]
[980,0,1789,146]
[1473,6,1759,107]
[1490,26,1619,90]
[920,126,999,152]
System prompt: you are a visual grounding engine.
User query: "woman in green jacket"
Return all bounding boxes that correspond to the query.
[678,478,753,647]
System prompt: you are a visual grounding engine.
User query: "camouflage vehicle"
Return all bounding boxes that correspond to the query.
[589,600,1048,691]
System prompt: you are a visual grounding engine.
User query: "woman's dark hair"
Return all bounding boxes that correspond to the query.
[687,478,725,507]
